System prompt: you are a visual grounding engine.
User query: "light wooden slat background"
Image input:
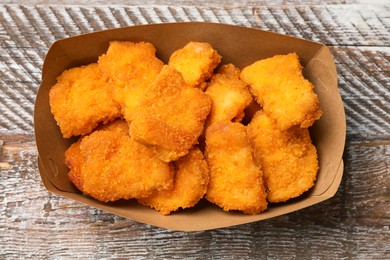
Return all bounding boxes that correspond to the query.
[0,1,389,259]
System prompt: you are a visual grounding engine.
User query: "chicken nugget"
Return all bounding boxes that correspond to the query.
[130,65,211,162]
[240,53,322,130]
[205,121,267,215]
[138,147,209,215]
[168,41,221,89]
[65,120,174,202]
[247,111,319,203]
[49,63,121,138]
[205,64,253,126]
[98,41,164,121]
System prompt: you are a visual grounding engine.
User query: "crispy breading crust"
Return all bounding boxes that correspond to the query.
[168,41,221,89]
[97,41,165,122]
[205,121,268,215]
[247,111,319,203]
[205,64,253,126]
[98,41,164,86]
[49,63,121,138]
[130,65,211,162]
[65,120,174,202]
[240,53,322,130]
[138,147,209,215]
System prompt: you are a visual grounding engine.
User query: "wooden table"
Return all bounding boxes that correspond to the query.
[1,0,389,258]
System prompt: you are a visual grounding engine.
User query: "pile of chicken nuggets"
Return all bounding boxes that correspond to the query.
[49,40,322,215]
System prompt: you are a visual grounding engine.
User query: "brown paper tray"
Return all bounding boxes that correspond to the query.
[34,22,346,231]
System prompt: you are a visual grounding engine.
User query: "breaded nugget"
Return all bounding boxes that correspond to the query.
[49,63,121,138]
[205,121,267,215]
[247,111,319,203]
[205,64,253,126]
[130,65,211,162]
[168,41,221,89]
[98,41,163,86]
[65,120,132,194]
[240,53,322,130]
[98,41,164,121]
[138,147,209,215]
[65,120,174,202]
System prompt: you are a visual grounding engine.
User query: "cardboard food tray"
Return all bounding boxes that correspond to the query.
[34,22,346,231]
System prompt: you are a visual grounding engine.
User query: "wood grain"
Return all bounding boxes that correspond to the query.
[0,0,362,6]
[0,1,389,259]
[332,47,390,141]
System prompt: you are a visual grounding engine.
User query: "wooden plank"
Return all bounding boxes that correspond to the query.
[0,2,389,258]
[0,141,389,258]
[0,0,363,6]
[0,4,388,46]
[331,46,390,141]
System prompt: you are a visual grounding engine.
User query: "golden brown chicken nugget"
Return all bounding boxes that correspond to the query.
[98,41,163,86]
[205,64,253,126]
[98,41,164,121]
[247,111,319,203]
[240,53,322,130]
[66,120,132,193]
[168,41,221,89]
[130,65,211,162]
[49,63,121,138]
[205,121,267,215]
[138,147,209,215]
[65,120,174,202]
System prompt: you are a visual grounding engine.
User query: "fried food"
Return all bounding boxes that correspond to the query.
[138,147,209,215]
[240,53,322,130]
[130,65,211,162]
[49,63,121,138]
[205,121,268,215]
[168,41,221,89]
[205,64,253,126]
[65,120,174,202]
[247,111,319,203]
[56,40,324,216]
[98,41,164,121]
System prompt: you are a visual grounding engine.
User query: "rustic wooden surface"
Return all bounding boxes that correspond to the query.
[1,0,389,258]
